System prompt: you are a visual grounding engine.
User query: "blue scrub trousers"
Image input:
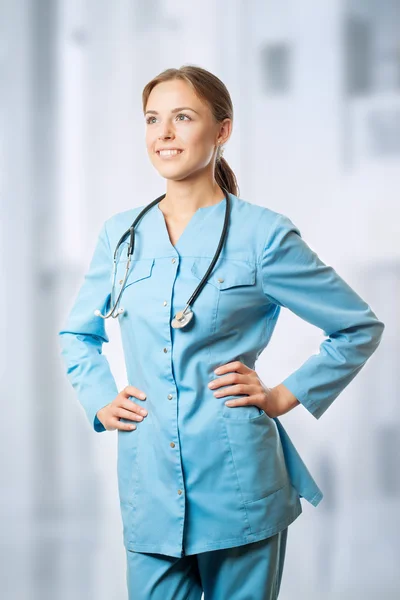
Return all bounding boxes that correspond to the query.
[126,527,288,599]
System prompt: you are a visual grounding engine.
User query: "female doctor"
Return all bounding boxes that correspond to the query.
[58,65,385,599]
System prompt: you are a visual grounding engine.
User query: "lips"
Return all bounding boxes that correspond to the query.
[156,149,184,154]
[156,149,185,162]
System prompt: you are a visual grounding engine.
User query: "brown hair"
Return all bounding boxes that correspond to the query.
[142,64,239,197]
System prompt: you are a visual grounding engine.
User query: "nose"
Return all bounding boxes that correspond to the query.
[158,121,176,140]
[159,130,174,140]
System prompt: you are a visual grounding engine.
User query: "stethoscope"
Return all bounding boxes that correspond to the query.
[94,187,231,329]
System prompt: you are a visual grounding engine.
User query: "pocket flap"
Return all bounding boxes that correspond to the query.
[191,257,256,290]
[115,257,155,287]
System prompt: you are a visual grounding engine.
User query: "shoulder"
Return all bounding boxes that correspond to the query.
[104,205,145,230]
[103,206,146,248]
[231,193,301,247]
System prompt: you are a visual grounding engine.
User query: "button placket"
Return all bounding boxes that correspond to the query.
[163,253,185,535]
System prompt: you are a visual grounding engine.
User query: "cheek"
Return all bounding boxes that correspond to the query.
[146,144,158,164]
[182,134,214,165]
[145,130,157,150]
[180,126,210,149]
[146,139,153,152]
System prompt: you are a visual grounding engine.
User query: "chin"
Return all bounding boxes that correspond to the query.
[157,167,192,181]
[162,173,190,183]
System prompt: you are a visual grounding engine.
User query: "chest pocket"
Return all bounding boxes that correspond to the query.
[113,257,155,286]
[112,240,154,281]
[191,257,256,333]
[112,255,155,318]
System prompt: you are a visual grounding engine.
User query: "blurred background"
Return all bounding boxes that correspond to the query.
[2,0,399,598]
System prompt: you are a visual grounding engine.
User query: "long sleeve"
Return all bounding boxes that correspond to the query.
[58,220,119,433]
[259,212,385,420]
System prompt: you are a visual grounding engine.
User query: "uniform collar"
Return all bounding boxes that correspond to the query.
[146,193,230,258]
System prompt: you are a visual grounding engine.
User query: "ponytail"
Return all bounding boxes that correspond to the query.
[215,156,239,197]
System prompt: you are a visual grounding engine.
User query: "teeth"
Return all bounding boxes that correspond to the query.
[158,149,182,156]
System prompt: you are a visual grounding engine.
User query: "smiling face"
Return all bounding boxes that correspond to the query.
[144,79,230,182]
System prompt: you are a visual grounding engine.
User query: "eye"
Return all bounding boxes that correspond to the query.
[176,113,191,122]
[145,113,192,125]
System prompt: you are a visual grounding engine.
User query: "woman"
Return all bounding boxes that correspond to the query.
[58,65,385,599]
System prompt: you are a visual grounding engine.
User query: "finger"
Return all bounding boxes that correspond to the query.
[111,417,137,431]
[114,406,147,421]
[121,385,147,400]
[212,384,253,398]
[224,395,259,406]
[224,399,270,417]
[118,399,148,415]
[209,372,247,390]
[215,362,250,376]
[214,361,246,375]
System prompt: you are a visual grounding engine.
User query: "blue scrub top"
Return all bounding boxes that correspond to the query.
[58,192,384,558]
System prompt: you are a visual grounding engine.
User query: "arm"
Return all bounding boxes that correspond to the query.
[259,212,385,420]
[58,220,119,433]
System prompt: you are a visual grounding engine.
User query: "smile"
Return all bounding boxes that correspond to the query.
[156,149,184,158]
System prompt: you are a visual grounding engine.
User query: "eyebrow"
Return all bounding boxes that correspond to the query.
[145,106,200,116]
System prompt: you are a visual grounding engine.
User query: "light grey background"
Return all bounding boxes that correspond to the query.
[1,0,398,598]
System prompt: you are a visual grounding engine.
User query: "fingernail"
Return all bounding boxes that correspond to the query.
[214,368,221,374]
[140,392,146,399]
[225,401,233,406]
[141,409,147,415]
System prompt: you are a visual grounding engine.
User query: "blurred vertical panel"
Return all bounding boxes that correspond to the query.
[329,260,400,599]
[261,42,292,94]
[1,0,44,599]
[341,0,400,168]
[343,14,372,97]
[376,425,400,496]
[311,453,338,599]
[56,2,125,599]
[30,1,85,599]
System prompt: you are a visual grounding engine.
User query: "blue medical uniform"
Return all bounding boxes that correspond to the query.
[58,192,384,560]
[125,527,288,599]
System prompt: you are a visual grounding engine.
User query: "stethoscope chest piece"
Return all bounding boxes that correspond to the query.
[171,307,194,329]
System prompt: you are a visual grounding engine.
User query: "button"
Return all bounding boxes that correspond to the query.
[217,277,224,283]
[119,279,124,284]
[163,347,168,353]
[163,300,168,306]
[177,489,182,495]
[167,394,173,400]
[170,442,175,448]
[171,258,176,264]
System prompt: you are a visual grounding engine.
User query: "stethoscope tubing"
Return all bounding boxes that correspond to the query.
[94,187,231,327]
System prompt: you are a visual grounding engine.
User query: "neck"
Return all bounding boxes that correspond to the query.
[159,179,226,218]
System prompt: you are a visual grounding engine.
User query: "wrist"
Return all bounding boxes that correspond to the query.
[270,383,300,414]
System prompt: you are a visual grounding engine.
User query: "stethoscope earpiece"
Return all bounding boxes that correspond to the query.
[95,189,230,327]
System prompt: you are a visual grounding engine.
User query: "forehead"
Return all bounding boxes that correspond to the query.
[146,80,207,113]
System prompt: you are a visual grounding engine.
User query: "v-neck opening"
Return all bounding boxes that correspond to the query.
[155,195,227,253]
